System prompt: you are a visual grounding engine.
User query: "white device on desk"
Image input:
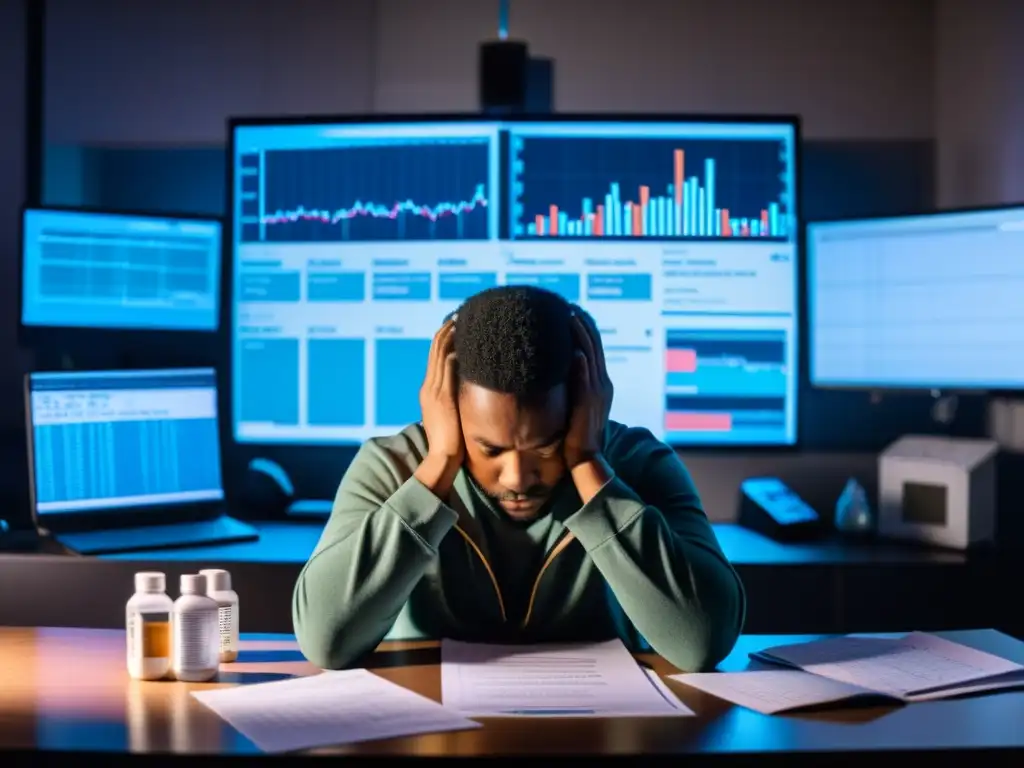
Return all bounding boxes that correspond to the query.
[878,435,998,550]
[24,367,259,555]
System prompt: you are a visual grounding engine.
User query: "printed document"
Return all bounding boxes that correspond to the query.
[670,669,886,715]
[192,669,480,753]
[441,638,693,717]
[671,632,1024,715]
[751,632,1024,699]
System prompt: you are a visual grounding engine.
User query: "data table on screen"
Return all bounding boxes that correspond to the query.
[809,208,1024,390]
[21,209,222,331]
[28,370,224,514]
[32,419,221,508]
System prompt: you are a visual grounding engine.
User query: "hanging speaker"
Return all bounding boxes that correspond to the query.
[479,40,529,112]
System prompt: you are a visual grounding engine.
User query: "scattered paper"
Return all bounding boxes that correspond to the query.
[670,669,887,715]
[192,669,480,753]
[643,668,696,715]
[753,632,1024,698]
[441,638,688,717]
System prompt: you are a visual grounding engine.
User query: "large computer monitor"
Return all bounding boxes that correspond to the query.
[229,115,800,447]
[807,205,1024,391]
[20,206,223,332]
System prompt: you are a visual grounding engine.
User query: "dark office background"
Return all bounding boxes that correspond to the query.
[2,0,1023,525]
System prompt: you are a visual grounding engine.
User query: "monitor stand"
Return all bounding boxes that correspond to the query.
[53,515,259,557]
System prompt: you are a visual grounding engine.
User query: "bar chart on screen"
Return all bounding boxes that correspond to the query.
[663,329,789,443]
[237,138,493,243]
[510,135,791,241]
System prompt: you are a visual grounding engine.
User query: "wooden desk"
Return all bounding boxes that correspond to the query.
[2,627,1023,759]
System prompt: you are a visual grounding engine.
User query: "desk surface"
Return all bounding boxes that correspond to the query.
[2,626,1022,757]
[93,521,967,566]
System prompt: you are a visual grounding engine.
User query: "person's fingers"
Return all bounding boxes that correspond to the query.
[578,310,608,380]
[441,352,459,403]
[572,315,600,387]
[426,318,455,390]
[573,349,590,395]
[572,315,594,358]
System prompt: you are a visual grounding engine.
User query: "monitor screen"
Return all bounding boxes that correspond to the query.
[808,206,1024,390]
[27,368,225,516]
[21,207,222,331]
[231,118,799,446]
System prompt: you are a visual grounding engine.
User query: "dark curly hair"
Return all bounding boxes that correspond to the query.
[453,285,574,398]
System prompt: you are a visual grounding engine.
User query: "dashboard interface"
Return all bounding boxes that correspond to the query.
[232,119,799,446]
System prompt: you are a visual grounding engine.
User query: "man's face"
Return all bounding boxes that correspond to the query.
[458,382,568,521]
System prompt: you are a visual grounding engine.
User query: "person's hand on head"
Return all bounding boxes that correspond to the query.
[563,310,614,470]
[419,317,464,463]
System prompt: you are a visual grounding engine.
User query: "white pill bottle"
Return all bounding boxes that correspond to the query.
[126,571,173,680]
[171,574,220,682]
[199,568,239,663]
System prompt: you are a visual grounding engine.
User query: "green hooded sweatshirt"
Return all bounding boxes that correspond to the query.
[292,420,746,672]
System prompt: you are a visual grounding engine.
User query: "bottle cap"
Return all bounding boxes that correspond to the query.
[180,574,206,596]
[199,568,232,592]
[134,571,166,593]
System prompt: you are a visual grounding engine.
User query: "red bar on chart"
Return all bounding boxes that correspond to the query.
[595,205,604,236]
[665,348,698,373]
[535,214,545,235]
[639,185,650,236]
[721,209,731,237]
[631,202,641,235]
[760,209,769,235]
[549,205,559,235]
[665,412,733,432]
[674,150,684,209]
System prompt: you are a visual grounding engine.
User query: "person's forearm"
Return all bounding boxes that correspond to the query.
[570,454,615,504]
[293,475,457,669]
[563,475,745,672]
[413,451,462,500]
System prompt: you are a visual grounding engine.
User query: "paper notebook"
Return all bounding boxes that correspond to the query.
[671,632,1024,715]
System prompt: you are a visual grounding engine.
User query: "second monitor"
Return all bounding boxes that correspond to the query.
[20,206,223,333]
[808,205,1024,391]
[230,116,800,447]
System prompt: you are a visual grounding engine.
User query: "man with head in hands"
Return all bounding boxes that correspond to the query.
[293,285,745,672]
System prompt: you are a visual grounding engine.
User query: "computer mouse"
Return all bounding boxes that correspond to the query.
[239,458,295,520]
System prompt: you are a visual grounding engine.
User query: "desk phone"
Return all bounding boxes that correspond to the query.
[738,477,822,541]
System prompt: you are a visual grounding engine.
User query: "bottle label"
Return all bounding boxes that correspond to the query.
[217,605,235,653]
[174,607,219,670]
[128,611,170,659]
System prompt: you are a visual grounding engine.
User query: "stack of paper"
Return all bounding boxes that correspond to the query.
[671,632,1024,715]
[192,669,481,753]
[441,638,693,717]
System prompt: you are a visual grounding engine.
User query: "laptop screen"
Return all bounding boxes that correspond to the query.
[27,368,225,516]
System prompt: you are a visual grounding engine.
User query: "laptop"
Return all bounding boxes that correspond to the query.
[25,367,259,555]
